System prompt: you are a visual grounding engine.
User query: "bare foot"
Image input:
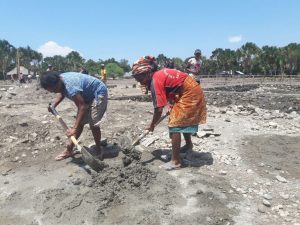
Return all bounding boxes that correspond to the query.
[180,143,193,153]
[159,161,181,171]
[55,150,75,161]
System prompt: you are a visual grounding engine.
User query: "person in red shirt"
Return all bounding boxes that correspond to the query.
[131,56,207,170]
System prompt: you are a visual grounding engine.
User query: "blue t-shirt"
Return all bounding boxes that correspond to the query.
[60,72,107,103]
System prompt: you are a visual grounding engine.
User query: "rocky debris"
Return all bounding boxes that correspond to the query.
[263,199,271,207]
[71,178,82,185]
[219,170,227,175]
[224,118,231,122]
[280,193,290,200]
[1,82,300,225]
[18,121,29,127]
[263,194,272,200]
[205,84,300,114]
[7,90,17,96]
[141,136,158,147]
[258,204,266,213]
[196,129,221,138]
[276,175,288,183]
[269,121,278,128]
[122,156,132,167]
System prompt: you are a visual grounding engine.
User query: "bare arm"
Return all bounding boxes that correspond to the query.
[48,93,65,112]
[185,62,193,73]
[148,107,163,132]
[72,93,88,130]
[52,93,65,108]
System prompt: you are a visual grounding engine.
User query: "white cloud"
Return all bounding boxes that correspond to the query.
[38,41,74,57]
[228,35,242,43]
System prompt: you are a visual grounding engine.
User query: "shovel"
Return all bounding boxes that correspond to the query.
[49,104,105,172]
[129,111,169,151]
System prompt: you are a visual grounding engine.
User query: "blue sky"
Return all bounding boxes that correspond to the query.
[0,0,299,63]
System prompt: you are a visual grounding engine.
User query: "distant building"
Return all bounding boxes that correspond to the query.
[7,66,33,80]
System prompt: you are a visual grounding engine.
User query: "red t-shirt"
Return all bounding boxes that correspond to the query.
[150,68,187,108]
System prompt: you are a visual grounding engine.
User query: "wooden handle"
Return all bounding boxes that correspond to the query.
[50,104,80,148]
[131,112,168,147]
[70,136,79,146]
[56,116,69,131]
[132,130,150,146]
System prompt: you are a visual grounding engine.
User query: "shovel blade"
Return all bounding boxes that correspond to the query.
[80,146,106,172]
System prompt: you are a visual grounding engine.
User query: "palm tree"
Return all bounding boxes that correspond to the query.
[237,42,260,74]
[282,43,300,75]
[65,51,84,71]
[0,40,15,80]
[259,46,281,75]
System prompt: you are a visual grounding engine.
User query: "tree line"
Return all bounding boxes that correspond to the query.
[1,39,300,80]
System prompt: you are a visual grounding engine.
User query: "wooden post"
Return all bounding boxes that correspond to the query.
[16,48,20,79]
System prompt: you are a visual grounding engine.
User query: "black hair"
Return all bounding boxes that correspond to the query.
[40,71,60,89]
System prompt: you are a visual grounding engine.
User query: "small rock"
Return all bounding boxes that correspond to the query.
[55,211,62,218]
[72,178,82,185]
[219,170,227,175]
[246,169,253,174]
[224,118,231,122]
[31,133,38,139]
[263,199,271,207]
[263,194,272,200]
[122,156,132,167]
[32,150,39,155]
[279,210,289,217]
[53,135,61,140]
[273,205,284,212]
[12,156,19,162]
[4,180,9,184]
[276,175,287,183]
[20,138,29,143]
[196,190,204,195]
[258,205,266,213]
[280,193,289,200]
[226,111,235,115]
[133,177,140,187]
[269,122,278,128]
[18,121,28,127]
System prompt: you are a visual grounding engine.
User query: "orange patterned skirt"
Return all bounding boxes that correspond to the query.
[168,76,207,127]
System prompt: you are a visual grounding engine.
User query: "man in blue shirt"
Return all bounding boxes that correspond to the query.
[40,71,108,161]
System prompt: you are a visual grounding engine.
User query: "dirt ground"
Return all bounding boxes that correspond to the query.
[0,77,299,225]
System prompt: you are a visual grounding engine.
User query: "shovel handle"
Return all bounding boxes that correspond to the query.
[132,111,169,146]
[132,130,150,146]
[49,103,79,146]
[49,104,69,131]
[70,136,79,146]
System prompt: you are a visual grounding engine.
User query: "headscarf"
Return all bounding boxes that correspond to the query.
[131,56,157,76]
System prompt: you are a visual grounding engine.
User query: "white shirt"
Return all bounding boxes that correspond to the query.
[187,57,202,75]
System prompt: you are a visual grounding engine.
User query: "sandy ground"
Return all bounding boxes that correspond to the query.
[0,78,299,225]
